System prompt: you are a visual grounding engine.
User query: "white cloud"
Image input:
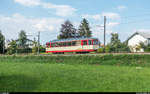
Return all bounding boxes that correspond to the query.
[101,12,120,19]
[14,0,76,17]
[82,14,101,20]
[81,12,120,20]
[15,0,41,6]
[92,14,101,20]
[81,14,90,19]
[136,29,150,33]
[107,22,120,27]
[117,5,127,10]
[0,13,64,42]
[90,21,120,43]
[42,3,76,17]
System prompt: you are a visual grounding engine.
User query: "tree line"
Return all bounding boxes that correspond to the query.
[1,18,150,54]
[57,18,92,39]
[0,30,45,55]
[0,18,92,55]
[97,33,130,53]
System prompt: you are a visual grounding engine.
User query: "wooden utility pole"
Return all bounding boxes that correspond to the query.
[37,31,40,55]
[104,16,106,53]
[3,39,5,54]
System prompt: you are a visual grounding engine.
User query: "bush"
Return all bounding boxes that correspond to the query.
[145,46,150,52]
[17,48,32,53]
[40,46,46,53]
[32,46,45,54]
[105,45,111,53]
[97,47,104,53]
[6,40,17,55]
[7,48,16,55]
[32,46,38,54]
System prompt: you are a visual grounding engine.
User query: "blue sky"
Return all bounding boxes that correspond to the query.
[0,0,150,44]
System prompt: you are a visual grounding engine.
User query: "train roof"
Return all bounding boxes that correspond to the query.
[47,37,98,43]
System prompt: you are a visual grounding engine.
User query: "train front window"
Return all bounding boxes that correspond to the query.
[93,40,98,45]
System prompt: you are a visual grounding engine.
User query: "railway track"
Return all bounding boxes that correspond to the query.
[37,53,150,56]
[1,53,150,57]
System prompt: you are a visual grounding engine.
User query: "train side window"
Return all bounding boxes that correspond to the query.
[76,41,81,46]
[66,42,72,46]
[46,43,49,48]
[52,43,54,47]
[83,40,87,45]
[51,43,55,47]
[57,42,61,47]
[51,43,53,47]
[59,42,63,47]
[88,40,92,45]
[55,43,59,47]
[63,42,66,46]
[72,41,76,46]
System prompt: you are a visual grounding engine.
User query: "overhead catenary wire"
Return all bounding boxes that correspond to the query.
[119,18,150,25]
[121,12,150,19]
[118,12,150,24]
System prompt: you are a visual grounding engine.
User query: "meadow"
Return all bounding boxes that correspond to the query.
[0,54,150,92]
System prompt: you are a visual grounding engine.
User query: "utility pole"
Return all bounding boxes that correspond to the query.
[3,39,5,54]
[16,43,18,55]
[104,16,106,53]
[96,16,107,53]
[37,31,40,55]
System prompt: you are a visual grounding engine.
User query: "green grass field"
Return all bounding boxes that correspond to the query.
[1,55,150,92]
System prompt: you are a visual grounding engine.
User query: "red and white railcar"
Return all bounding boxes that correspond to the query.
[46,37,100,54]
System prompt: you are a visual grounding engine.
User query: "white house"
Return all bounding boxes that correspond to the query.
[127,32,150,52]
[5,40,11,49]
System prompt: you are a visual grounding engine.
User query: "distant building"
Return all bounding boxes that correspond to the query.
[26,39,34,48]
[127,32,150,52]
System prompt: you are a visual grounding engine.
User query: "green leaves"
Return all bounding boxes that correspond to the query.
[7,40,17,55]
[109,33,130,53]
[78,18,92,37]
[17,30,28,48]
[0,30,5,54]
[58,20,77,39]
[57,19,92,39]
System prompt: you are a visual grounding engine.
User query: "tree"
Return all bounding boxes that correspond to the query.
[139,42,150,52]
[0,30,5,54]
[32,46,38,54]
[17,30,28,48]
[7,40,17,55]
[78,18,92,37]
[109,33,130,53]
[57,20,77,39]
[109,33,121,52]
[119,42,130,52]
[32,38,38,54]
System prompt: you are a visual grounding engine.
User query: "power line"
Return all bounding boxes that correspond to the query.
[113,12,150,25]
[119,18,150,25]
[121,12,150,19]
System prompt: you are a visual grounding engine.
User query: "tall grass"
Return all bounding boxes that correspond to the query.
[0,54,150,67]
[1,54,150,92]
